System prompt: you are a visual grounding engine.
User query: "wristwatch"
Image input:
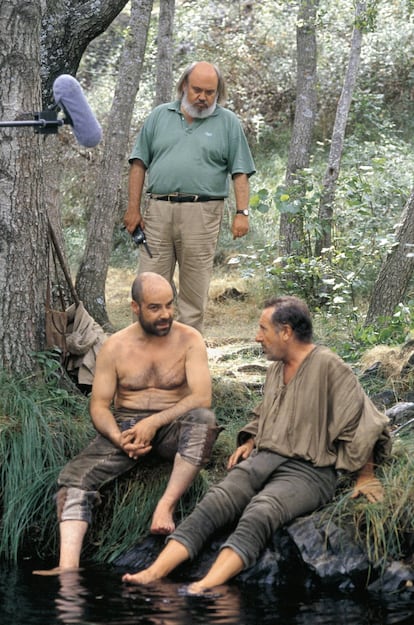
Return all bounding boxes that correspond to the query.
[236,209,249,216]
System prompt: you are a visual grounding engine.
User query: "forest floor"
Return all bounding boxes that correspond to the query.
[105,266,268,389]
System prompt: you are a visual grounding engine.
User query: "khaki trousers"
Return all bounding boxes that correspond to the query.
[138,198,224,332]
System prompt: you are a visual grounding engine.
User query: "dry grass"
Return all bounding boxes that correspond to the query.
[360,345,408,378]
[105,267,137,330]
[105,267,261,342]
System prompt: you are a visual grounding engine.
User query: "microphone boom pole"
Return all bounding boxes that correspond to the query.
[0,109,65,135]
[0,74,102,147]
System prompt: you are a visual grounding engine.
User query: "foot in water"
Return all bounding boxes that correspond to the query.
[122,568,162,585]
[32,566,80,576]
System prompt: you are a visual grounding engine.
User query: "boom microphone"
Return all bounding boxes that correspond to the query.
[53,74,102,148]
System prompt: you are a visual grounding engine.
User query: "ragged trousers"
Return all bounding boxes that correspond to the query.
[57,407,219,524]
[169,450,337,569]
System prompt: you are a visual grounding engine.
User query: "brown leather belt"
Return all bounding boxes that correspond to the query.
[150,194,223,203]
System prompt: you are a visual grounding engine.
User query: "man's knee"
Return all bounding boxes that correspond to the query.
[178,408,221,466]
[56,486,100,524]
[185,408,217,427]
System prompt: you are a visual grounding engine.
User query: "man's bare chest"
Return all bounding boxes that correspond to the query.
[118,354,187,392]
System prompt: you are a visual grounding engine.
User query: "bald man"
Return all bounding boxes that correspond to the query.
[124,61,256,333]
[34,272,219,575]
[122,295,391,593]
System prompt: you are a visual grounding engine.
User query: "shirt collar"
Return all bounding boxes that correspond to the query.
[168,100,220,117]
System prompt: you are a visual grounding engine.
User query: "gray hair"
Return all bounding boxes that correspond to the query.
[263,296,313,343]
[176,62,227,104]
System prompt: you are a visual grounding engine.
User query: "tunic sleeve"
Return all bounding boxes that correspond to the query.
[237,404,261,445]
[335,394,392,472]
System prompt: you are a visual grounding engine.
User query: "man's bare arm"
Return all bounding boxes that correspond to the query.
[89,342,123,448]
[227,437,255,469]
[231,173,250,239]
[124,159,147,233]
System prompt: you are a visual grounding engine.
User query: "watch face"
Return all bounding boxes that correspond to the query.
[237,209,249,216]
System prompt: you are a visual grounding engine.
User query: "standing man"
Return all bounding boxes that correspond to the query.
[34,272,219,575]
[123,61,256,333]
[122,295,391,593]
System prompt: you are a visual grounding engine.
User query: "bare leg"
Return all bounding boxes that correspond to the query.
[150,453,200,535]
[187,548,244,594]
[122,539,190,584]
[32,520,88,576]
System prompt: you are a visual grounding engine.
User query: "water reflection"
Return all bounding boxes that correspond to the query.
[55,571,88,624]
[1,562,414,625]
[121,580,244,625]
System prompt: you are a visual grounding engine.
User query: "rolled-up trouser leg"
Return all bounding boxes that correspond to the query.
[56,487,99,524]
[153,408,221,467]
[221,459,337,568]
[57,433,136,523]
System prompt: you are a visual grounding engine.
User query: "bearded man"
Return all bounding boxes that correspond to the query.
[122,295,391,594]
[123,61,256,333]
[34,272,219,575]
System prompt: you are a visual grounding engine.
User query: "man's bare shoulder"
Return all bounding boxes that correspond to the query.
[171,321,205,346]
[97,324,136,353]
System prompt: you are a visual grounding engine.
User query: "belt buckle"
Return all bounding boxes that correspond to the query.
[168,193,179,201]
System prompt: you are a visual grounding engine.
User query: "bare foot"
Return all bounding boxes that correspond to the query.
[32,566,80,576]
[185,582,228,597]
[150,500,175,535]
[122,568,162,585]
[187,581,208,595]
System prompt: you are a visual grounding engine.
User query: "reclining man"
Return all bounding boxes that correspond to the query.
[34,272,219,574]
[122,295,391,593]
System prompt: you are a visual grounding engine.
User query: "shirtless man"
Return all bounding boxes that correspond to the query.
[122,295,391,593]
[33,272,218,575]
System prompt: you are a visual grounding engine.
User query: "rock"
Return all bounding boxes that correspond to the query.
[367,561,414,596]
[114,512,385,592]
[371,389,397,409]
[386,402,414,429]
[285,511,372,591]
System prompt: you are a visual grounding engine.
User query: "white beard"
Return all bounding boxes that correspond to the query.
[181,89,218,119]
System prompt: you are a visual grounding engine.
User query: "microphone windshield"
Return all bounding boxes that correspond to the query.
[53,74,102,147]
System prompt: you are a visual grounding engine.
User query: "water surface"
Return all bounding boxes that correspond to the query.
[1,561,414,625]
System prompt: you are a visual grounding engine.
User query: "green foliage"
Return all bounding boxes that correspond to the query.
[322,437,414,567]
[335,312,412,371]
[224,120,414,331]
[62,0,414,294]
[90,464,212,563]
[0,358,258,563]
[0,361,91,560]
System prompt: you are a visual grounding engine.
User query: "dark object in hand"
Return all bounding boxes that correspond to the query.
[131,226,153,257]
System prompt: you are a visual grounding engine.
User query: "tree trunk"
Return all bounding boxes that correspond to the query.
[75,0,154,329]
[0,1,48,373]
[41,0,129,105]
[278,0,319,256]
[153,0,175,107]
[39,0,132,308]
[314,1,366,256]
[365,188,414,326]
[0,0,135,374]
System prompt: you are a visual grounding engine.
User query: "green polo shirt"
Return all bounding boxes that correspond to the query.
[129,101,255,196]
